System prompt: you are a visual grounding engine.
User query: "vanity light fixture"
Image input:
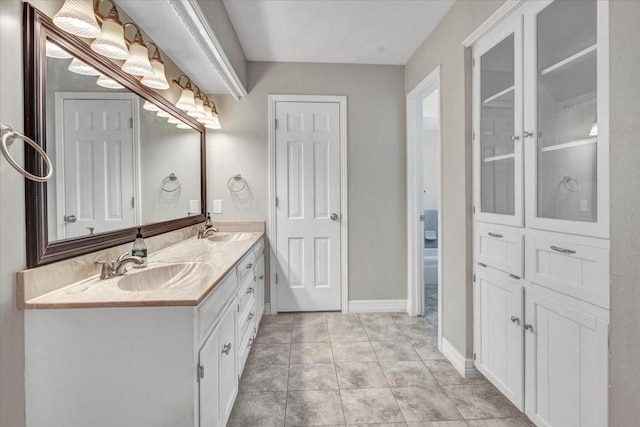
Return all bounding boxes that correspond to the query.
[143,100,160,112]
[140,43,170,90]
[68,57,101,76]
[206,102,221,130]
[173,76,197,113]
[45,40,73,59]
[90,1,129,61]
[187,89,207,119]
[121,23,153,77]
[197,99,215,125]
[96,74,124,89]
[589,120,598,137]
[53,0,102,39]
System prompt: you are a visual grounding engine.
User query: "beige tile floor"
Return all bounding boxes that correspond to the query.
[228,312,533,427]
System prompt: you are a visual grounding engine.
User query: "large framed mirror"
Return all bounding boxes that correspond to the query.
[23,3,206,267]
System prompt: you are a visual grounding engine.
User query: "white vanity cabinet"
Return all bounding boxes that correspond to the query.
[471,1,609,425]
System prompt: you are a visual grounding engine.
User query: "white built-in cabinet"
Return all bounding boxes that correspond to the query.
[472,1,609,426]
[24,238,265,427]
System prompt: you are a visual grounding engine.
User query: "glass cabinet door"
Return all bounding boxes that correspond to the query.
[526,0,607,237]
[474,20,523,227]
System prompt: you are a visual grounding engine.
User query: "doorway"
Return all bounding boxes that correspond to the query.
[268,95,348,314]
[406,67,442,347]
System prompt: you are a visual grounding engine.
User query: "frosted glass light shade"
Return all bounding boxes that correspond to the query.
[53,0,102,38]
[175,87,197,112]
[167,116,181,124]
[143,101,160,112]
[141,59,170,90]
[68,57,100,76]
[46,40,73,59]
[91,19,129,60]
[197,105,215,124]
[188,97,206,118]
[589,121,598,137]
[96,74,124,89]
[156,110,171,118]
[122,43,153,77]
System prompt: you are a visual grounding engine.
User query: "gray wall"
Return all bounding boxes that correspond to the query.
[405,0,504,357]
[207,61,406,302]
[609,0,640,424]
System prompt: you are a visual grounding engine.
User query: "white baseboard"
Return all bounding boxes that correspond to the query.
[264,303,271,316]
[441,337,482,379]
[347,299,407,313]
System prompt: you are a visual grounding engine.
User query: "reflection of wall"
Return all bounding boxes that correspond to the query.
[422,126,439,210]
[139,108,201,224]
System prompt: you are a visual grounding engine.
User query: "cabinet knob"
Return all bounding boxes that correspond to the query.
[524,323,534,333]
[247,287,254,294]
[510,316,520,325]
[330,213,339,221]
[246,263,253,269]
[511,135,520,141]
[523,131,534,139]
[248,312,254,321]
[222,343,232,355]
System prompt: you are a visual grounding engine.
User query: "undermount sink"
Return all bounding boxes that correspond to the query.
[117,262,216,292]
[207,232,253,243]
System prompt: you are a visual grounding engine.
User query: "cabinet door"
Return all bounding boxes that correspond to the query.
[218,302,237,426]
[198,319,222,427]
[524,290,608,427]
[473,16,524,227]
[474,269,524,409]
[255,255,265,322]
[524,0,609,238]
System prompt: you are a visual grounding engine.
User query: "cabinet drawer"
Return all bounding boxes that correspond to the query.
[476,224,524,277]
[237,272,256,316]
[198,273,237,344]
[236,251,256,282]
[252,238,265,260]
[527,236,609,309]
[237,319,256,377]
[238,294,256,345]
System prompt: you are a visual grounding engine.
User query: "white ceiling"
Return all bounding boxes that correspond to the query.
[223,0,455,65]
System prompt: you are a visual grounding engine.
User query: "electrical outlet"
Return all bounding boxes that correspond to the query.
[212,199,222,214]
[189,199,199,214]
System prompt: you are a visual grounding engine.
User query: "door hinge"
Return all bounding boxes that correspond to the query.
[473,352,476,360]
[275,197,279,208]
[275,119,278,130]
[472,132,476,140]
[197,364,205,381]
[237,303,240,312]
[129,117,133,129]
[419,214,425,222]
[131,197,135,208]
[472,58,476,66]
[473,274,476,282]
[472,206,476,214]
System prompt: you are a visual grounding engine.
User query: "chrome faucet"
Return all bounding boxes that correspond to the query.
[197,227,219,239]
[94,252,144,279]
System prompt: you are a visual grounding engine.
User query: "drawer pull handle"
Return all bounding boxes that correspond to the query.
[222,343,232,355]
[478,262,487,268]
[246,263,253,269]
[510,316,520,325]
[509,274,520,280]
[248,312,254,321]
[550,245,576,254]
[524,323,534,333]
[488,232,503,238]
[247,338,253,347]
[247,287,254,294]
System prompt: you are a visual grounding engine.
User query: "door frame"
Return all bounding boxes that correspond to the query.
[406,67,443,346]
[267,94,348,314]
[54,92,141,240]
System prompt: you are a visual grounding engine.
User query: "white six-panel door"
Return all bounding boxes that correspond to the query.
[275,101,341,311]
[60,98,136,239]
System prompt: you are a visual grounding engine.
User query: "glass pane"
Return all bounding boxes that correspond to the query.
[480,34,515,216]
[536,0,597,222]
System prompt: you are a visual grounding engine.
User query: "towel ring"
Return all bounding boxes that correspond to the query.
[161,173,181,192]
[227,173,247,192]
[0,124,53,183]
[562,175,580,193]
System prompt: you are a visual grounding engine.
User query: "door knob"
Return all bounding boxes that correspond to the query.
[330,213,339,221]
[64,214,77,223]
[222,343,232,355]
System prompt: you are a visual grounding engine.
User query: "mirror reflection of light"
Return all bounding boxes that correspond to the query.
[68,57,101,76]
[96,74,124,89]
[157,109,171,118]
[45,40,73,59]
[176,123,191,130]
[143,101,160,112]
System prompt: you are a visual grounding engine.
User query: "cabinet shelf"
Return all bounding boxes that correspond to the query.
[484,153,515,163]
[540,137,597,153]
[541,44,597,76]
[483,85,515,106]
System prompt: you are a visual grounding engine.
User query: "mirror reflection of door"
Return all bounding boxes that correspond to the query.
[55,93,139,239]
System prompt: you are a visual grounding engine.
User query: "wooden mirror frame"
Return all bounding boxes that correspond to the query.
[23,3,206,268]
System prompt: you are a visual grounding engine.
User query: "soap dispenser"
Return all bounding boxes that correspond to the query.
[131,227,147,268]
[205,212,213,229]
